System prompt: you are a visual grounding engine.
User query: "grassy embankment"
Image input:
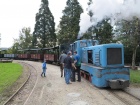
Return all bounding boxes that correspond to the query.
[0,63,22,93]
[130,69,140,84]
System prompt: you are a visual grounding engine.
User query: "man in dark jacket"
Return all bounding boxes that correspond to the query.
[63,51,76,84]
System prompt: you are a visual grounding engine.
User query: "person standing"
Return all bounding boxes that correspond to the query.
[69,51,75,82]
[41,60,47,77]
[73,51,81,82]
[63,51,76,84]
[59,51,67,77]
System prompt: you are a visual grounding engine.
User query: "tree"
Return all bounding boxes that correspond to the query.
[57,0,83,45]
[81,0,113,44]
[33,0,56,48]
[82,18,114,44]
[19,27,33,49]
[8,27,33,53]
[7,39,20,54]
[116,17,140,69]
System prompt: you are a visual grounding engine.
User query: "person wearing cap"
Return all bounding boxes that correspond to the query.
[73,51,81,82]
[63,51,76,84]
[59,51,67,77]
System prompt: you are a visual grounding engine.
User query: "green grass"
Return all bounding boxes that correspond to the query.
[0,63,23,93]
[130,70,140,83]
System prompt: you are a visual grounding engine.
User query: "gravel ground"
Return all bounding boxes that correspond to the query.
[21,61,139,105]
[1,60,140,105]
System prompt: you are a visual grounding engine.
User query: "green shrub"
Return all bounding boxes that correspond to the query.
[130,70,140,83]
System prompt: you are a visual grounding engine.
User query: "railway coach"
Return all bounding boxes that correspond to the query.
[43,44,69,64]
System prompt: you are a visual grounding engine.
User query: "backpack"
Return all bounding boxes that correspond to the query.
[76,61,81,66]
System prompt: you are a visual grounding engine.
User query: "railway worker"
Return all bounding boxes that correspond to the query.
[63,51,76,84]
[59,51,67,77]
[73,51,81,82]
[41,60,47,77]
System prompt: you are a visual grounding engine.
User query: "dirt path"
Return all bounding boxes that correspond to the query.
[18,61,131,105]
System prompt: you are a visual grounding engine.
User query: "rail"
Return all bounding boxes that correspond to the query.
[0,58,13,63]
[3,62,31,105]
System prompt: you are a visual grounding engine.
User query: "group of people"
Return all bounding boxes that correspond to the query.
[59,50,81,84]
[40,50,81,85]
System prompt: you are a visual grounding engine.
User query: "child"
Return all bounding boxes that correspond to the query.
[41,60,47,77]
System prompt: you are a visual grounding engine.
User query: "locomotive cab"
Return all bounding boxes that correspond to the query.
[81,43,124,67]
[80,43,130,89]
[69,39,99,57]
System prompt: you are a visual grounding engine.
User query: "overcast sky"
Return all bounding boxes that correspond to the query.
[0,0,88,48]
[1,0,138,48]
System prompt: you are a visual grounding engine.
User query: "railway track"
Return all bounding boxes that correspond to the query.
[80,71,140,105]
[1,62,140,105]
[2,62,38,105]
[108,89,140,105]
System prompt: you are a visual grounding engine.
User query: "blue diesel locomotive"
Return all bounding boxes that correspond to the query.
[70,39,130,89]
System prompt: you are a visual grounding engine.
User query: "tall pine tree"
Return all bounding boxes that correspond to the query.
[32,0,56,48]
[57,0,83,45]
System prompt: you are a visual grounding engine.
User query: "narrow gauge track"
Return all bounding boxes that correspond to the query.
[3,62,38,105]
[108,89,140,105]
[80,72,140,105]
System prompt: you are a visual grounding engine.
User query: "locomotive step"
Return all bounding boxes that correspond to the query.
[80,70,91,82]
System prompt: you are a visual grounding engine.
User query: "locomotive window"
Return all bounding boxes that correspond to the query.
[80,41,87,47]
[74,43,77,50]
[92,41,95,46]
[88,50,93,64]
[92,41,97,46]
[88,50,92,53]
[107,48,122,65]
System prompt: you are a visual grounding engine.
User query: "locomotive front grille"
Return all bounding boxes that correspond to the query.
[107,48,122,65]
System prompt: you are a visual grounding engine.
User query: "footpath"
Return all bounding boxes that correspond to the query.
[22,61,140,105]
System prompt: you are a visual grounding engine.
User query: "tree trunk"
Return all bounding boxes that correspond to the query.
[131,46,138,70]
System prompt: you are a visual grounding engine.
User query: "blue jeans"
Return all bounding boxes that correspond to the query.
[64,68,71,84]
[41,68,46,77]
[42,68,46,74]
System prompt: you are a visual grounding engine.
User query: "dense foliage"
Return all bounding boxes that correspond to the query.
[32,0,56,48]
[116,17,140,69]
[124,46,140,66]
[57,0,83,45]
[82,18,114,44]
